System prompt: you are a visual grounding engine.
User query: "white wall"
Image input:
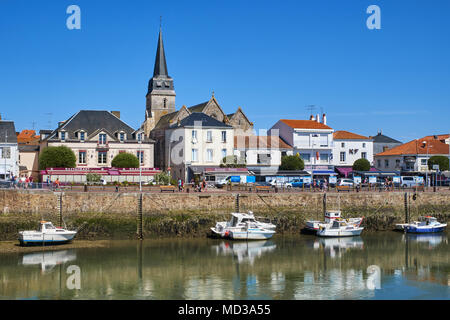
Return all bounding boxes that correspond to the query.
[333,139,373,166]
[0,143,19,178]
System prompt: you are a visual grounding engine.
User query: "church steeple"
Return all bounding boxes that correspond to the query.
[153,28,169,78]
[144,25,176,135]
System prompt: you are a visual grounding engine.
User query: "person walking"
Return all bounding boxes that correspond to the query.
[178,178,182,192]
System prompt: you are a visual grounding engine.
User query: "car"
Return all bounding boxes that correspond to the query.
[442,178,450,186]
[337,178,355,187]
[291,178,311,188]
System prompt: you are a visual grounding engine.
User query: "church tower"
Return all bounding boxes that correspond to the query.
[143,27,176,136]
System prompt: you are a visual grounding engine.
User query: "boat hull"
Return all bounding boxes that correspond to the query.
[229,230,275,240]
[405,226,446,234]
[18,232,77,245]
[316,228,363,237]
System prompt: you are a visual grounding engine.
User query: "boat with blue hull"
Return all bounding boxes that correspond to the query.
[404,216,447,234]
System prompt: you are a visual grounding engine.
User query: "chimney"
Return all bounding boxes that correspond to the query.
[316,114,320,123]
[322,113,327,125]
[111,111,120,119]
[0,113,2,120]
[310,115,315,121]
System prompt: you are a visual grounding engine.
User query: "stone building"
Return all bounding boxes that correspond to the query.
[142,28,254,173]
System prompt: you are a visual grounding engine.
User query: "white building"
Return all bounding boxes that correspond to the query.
[332,131,373,167]
[374,135,449,173]
[165,112,235,182]
[270,114,335,176]
[234,135,293,167]
[0,120,19,179]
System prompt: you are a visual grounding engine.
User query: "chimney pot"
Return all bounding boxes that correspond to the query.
[322,113,327,125]
[111,111,120,119]
[316,114,320,123]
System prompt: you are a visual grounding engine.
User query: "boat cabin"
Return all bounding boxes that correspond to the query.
[229,213,257,227]
[324,210,341,222]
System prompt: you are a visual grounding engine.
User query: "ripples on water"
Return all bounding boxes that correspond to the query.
[0,232,448,300]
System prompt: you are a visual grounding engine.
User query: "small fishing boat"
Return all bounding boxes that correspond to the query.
[18,221,77,246]
[316,219,364,237]
[211,212,276,238]
[305,210,362,232]
[404,216,447,234]
[228,222,276,240]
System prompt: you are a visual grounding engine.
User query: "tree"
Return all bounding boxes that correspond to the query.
[111,153,139,168]
[220,155,246,168]
[39,146,76,170]
[428,156,449,171]
[280,154,304,171]
[353,158,371,172]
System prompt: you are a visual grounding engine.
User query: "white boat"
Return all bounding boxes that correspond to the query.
[305,210,362,232]
[18,221,77,245]
[211,212,276,238]
[229,222,275,240]
[316,219,364,237]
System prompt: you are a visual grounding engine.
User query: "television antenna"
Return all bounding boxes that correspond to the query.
[306,105,316,117]
[44,113,53,129]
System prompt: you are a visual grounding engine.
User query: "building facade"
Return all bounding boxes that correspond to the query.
[369,131,402,155]
[40,110,156,181]
[0,120,19,179]
[332,131,373,166]
[17,130,40,180]
[164,112,234,182]
[374,135,449,173]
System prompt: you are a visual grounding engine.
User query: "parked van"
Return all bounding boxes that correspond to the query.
[215,175,254,188]
[400,176,419,188]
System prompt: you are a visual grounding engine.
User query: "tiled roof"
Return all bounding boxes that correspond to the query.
[376,137,449,156]
[234,136,292,149]
[333,131,370,140]
[280,119,332,130]
[17,130,40,144]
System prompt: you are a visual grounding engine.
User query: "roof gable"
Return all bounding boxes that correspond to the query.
[376,137,449,156]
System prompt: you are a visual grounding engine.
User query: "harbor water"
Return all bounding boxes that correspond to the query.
[0,232,448,300]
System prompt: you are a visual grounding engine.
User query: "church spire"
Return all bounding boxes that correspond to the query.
[153,28,169,78]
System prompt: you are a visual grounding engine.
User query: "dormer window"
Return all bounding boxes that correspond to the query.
[137,133,142,142]
[99,133,107,144]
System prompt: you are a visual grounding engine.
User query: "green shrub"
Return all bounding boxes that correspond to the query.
[111,153,139,168]
[428,156,449,171]
[39,146,76,170]
[280,154,305,171]
[353,158,371,172]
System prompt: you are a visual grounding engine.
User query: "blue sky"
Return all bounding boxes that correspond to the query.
[1,0,449,142]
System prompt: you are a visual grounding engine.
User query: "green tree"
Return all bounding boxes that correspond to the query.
[154,171,171,185]
[111,153,139,168]
[39,146,76,170]
[220,155,246,168]
[428,156,449,171]
[280,154,305,171]
[353,158,371,172]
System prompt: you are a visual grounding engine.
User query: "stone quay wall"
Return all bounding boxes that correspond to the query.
[0,190,449,240]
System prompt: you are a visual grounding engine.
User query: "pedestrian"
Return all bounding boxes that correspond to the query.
[178,178,182,192]
[202,178,206,191]
[25,176,30,189]
[55,178,60,190]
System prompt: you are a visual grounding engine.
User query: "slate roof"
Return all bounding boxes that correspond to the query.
[370,132,402,144]
[188,102,209,113]
[169,112,232,129]
[153,29,169,78]
[47,110,147,142]
[280,119,333,130]
[0,121,18,143]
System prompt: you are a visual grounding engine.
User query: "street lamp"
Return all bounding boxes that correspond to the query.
[138,132,142,192]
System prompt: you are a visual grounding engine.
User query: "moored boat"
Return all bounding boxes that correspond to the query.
[316,219,364,237]
[18,221,77,246]
[228,222,275,240]
[305,210,362,232]
[210,212,276,238]
[405,216,447,234]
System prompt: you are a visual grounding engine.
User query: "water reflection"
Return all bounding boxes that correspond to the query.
[0,233,448,299]
[21,250,77,273]
[404,233,448,248]
[212,240,276,264]
[311,237,364,259]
